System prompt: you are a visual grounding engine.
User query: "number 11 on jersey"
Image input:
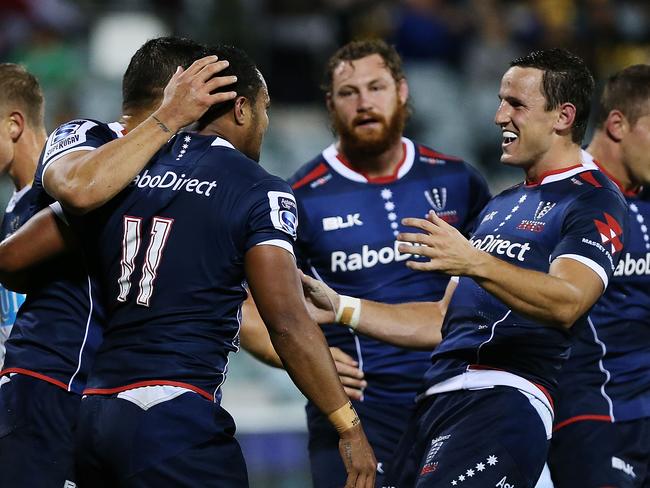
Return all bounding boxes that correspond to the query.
[118,215,174,306]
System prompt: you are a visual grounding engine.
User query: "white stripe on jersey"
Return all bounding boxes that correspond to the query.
[587,316,615,421]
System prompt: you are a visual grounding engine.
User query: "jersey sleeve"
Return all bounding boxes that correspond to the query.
[237,177,299,256]
[39,119,123,181]
[551,188,627,289]
[462,164,492,236]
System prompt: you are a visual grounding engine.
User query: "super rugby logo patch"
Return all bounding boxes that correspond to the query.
[44,119,97,160]
[267,191,298,238]
[594,212,623,254]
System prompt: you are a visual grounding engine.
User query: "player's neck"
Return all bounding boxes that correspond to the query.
[10,126,44,191]
[586,131,636,192]
[337,139,404,179]
[523,141,582,184]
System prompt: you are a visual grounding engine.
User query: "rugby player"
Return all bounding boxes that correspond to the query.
[0,64,46,366]
[41,44,376,487]
[301,48,628,488]
[240,39,491,487]
[0,37,237,487]
[547,64,650,487]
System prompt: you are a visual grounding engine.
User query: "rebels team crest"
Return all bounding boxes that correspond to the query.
[594,212,623,254]
[424,187,458,223]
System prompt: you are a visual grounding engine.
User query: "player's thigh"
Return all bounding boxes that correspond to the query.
[0,375,80,487]
[550,418,649,488]
[77,391,247,487]
[407,388,549,488]
[306,400,413,488]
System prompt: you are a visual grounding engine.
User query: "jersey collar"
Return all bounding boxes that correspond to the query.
[524,157,598,187]
[321,137,415,184]
[581,149,641,197]
[210,137,235,150]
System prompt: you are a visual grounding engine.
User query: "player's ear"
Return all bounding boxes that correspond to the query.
[8,111,25,142]
[554,102,576,134]
[397,78,408,106]
[325,92,334,113]
[604,109,627,143]
[234,96,249,126]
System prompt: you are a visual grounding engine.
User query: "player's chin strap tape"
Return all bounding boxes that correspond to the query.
[335,295,361,330]
[328,401,361,434]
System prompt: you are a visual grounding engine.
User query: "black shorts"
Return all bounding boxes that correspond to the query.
[76,387,248,487]
[385,387,550,488]
[0,374,81,487]
[549,417,650,487]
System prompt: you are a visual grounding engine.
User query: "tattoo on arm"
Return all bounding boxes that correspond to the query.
[151,115,171,133]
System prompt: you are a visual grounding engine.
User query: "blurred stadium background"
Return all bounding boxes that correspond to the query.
[1,0,648,485]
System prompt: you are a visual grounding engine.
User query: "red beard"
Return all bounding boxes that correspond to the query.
[332,102,407,160]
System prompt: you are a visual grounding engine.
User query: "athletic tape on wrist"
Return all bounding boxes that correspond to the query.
[328,401,361,434]
[335,295,361,329]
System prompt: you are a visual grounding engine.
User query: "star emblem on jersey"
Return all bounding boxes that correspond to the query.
[450,455,499,485]
[177,136,191,160]
[381,188,393,200]
[594,212,623,254]
[385,201,395,211]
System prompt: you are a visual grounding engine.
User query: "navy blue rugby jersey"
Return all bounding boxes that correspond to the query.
[1,119,122,393]
[422,162,628,402]
[555,153,650,427]
[78,133,298,403]
[0,185,38,365]
[288,138,491,403]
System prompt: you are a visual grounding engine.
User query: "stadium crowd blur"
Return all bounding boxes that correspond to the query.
[1,0,649,486]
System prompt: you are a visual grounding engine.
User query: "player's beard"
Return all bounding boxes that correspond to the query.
[333,101,407,161]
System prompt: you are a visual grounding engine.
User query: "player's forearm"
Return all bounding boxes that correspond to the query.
[269,317,351,412]
[44,115,176,214]
[468,252,587,329]
[0,207,70,292]
[351,300,443,349]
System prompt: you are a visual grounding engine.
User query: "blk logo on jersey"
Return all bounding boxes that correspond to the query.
[594,212,623,254]
[322,214,363,231]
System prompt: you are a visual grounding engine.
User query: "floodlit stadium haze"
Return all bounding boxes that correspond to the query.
[1,1,649,486]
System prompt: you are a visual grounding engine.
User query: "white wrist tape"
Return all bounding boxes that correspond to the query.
[335,295,361,329]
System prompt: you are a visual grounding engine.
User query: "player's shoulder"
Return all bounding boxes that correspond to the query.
[43,118,123,162]
[287,153,331,193]
[568,168,626,204]
[413,140,486,180]
[202,136,290,190]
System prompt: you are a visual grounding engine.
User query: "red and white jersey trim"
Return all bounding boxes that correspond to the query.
[418,369,554,438]
[321,137,415,183]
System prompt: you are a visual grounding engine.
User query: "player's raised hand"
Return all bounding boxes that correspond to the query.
[299,270,338,323]
[339,423,377,488]
[153,55,238,132]
[398,210,481,276]
[330,347,366,401]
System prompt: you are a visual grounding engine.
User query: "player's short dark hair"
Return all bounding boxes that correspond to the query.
[595,64,650,127]
[195,44,264,131]
[122,36,206,112]
[510,49,595,144]
[322,39,405,94]
[0,63,44,127]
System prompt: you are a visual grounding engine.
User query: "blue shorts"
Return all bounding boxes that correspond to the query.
[76,388,248,487]
[549,417,650,487]
[306,399,415,488]
[0,373,81,488]
[384,387,550,488]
